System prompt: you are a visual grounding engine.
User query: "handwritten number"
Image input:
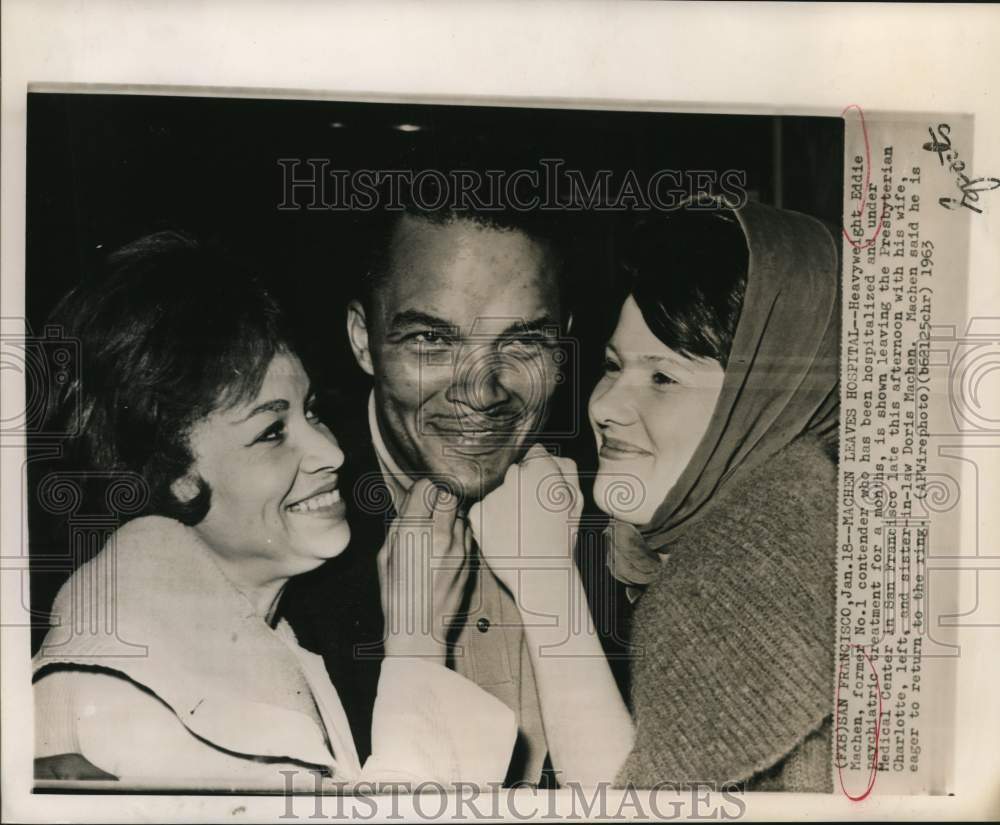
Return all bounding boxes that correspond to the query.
[940,177,1000,214]
[924,123,996,213]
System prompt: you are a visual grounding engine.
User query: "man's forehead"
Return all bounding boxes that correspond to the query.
[382,276,555,324]
[376,214,560,324]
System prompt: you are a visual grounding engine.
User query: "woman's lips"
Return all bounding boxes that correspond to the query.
[599,435,653,460]
[286,486,347,519]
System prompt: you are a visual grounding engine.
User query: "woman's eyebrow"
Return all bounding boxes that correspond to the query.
[233,399,289,424]
[637,352,696,375]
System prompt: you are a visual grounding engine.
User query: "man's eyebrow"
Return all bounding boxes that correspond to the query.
[388,310,559,338]
[499,315,559,337]
[389,310,454,330]
[233,399,289,424]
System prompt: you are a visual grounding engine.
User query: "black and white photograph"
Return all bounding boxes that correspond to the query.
[3,3,998,822]
[23,90,845,793]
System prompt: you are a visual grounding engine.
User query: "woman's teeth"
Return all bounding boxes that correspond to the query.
[288,489,341,513]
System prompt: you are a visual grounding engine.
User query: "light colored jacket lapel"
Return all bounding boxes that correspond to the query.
[34,516,340,771]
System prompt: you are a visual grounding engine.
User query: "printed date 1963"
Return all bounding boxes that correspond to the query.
[923,123,999,214]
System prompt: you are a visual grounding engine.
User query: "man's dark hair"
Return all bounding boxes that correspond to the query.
[358,204,570,319]
[46,230,292,525]
[625,208,749,367]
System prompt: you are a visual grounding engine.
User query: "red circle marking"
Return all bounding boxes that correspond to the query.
[835,642,883,801]
[841,104,888,251]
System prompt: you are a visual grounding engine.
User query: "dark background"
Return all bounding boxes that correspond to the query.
[25,92,843,649]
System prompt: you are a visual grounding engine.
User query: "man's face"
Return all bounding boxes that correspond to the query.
[351,214,564,502]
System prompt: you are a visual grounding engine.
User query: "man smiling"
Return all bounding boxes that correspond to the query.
[282,205,570,785]
[349,210,564,502]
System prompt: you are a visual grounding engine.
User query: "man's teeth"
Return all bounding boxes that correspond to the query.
[457,430,493,438]
[288,489,341,513]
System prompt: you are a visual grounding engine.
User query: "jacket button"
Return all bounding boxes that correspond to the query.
[476,617,491,633]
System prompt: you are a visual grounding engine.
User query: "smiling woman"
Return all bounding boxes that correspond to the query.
[31,232,516,788]
[471,201,841,792]
[597,202,841,790]
[590,296,727,526]
[178,351,351,616]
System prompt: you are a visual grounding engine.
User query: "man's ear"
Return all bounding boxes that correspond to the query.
[346,300,375,377]
[170,473,200,504]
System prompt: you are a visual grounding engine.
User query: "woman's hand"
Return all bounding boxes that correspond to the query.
[379,479,469,665]
[468,444,583,599]
[470,445,633,786]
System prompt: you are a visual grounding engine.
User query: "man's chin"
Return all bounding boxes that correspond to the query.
[427,463,508,505]
[434,475,500,505]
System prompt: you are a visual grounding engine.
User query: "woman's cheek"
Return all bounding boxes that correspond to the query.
[644,394,677,456]
[239,452,283,525]
[592,466,650,523]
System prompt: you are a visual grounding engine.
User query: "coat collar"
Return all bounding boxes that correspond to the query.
[34,516,352,772]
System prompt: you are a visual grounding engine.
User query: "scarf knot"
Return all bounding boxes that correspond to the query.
[606,520,663,588]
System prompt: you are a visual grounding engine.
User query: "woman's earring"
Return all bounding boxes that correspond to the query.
[170,474,200,504]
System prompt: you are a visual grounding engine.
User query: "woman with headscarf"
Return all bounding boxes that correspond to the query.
[472,200,840,791]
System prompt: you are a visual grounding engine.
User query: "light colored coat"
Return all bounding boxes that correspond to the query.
[34,516,515,789]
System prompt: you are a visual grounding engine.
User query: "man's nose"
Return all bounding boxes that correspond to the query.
[445,344,513,414]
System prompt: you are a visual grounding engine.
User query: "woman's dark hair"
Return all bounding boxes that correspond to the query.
[625,208,749,367]
[46,231,292,525]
